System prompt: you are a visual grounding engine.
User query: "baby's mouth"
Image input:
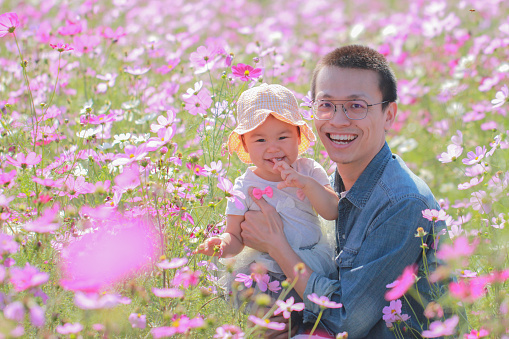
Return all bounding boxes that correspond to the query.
[266,157,285,164]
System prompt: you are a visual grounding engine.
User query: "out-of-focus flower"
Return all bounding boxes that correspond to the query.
[232,63,263,82]
[56,323,84,335]
[424,302,444,319]
[0,233,19,255]
[124,66,150,76]
[0,12,20,37]
[449,276,490,302]
[217,177,245,209]
[152,288,184,298]
[10,263,49,292]
[29,304,46,327]
[274,297,305,319]
[128,313,146,329]
[156,257,188,270]
[57,20,82,36]
[150,110,176,133]
[307,293,343,309]
[59,216,158,292]
[214,324,244,339]
[385,264,417,301]
[491,84,508,108]
[0,170,17,185]
[172,268,201,288]
[151,315,204,338]
[421,315,459,337]
[438,144,463,163]
[464,328,489,338]
[24,204,60,233]
[470,190,491,214]
[4,301,24,321]
[458,177,484,190]
[437,236,478,262]
[190,45,220,67]
[247,315,286,330]
[74,292,130,309]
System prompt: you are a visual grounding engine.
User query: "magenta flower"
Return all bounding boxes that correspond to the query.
[59,216,158,292]
[10,263,49,292]
[152,287,184,298]
[5,152,42,169]
[214,324,244,339]
[128,313,147,329]
[274,297,305,319]
[235,273,254,288]
[0,12,20,37]
[465,328,489,338]
[56,323,84,335]
[437,236,478,262]
[247,315,286,330]
[382,299,410,327]
[307,293,343,309]
[421,315,459,338]
[449,276,490,302]
[217,177,245,209]
[49,42,74,52]
[491,84,508,108]
[256,274,281,293]
[385,264,417,301]
[462,146,486,165]
[232,63,263,82]
[151,315,204,338]
[172,268,201,288]
[422,209,448,222]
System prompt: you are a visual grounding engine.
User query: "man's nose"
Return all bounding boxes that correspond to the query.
[329,106,352,126]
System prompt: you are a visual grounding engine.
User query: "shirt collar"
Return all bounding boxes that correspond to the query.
[336,142,392,209]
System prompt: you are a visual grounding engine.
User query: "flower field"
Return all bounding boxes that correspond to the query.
[0,0,508,337]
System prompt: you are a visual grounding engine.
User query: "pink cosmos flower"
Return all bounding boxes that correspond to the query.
[462,146,486,165]
[49,43,74,52]
[57,20,82,36]
[437,144,463,163]
[274,297,305,319]
[204,161,226,177]
[5,152,42,169]
[470,190,491,214]
[4,301,24,321]
[152,287,184,298]
[214,324,244,339]
[382,299,410,327]
[24,204,60,233]
[491,84,508,108]
[56,323,84,335]
[217,177,245,209]
[247,315,286,330]
[255,274,281,293]
[183,88,213,116]
[422,209,448,222]
[172,268,201,288]
[421,315,459,338]
[10,263,50,292]
[235,273,255,288]
[436,236,478,262]
[128,313,147,329]
[0,12,20,37]
[385,264,417,301]
[101,26,126,40]
[451,130,463,146]
[458,176,484,190]
[151,315,204,338]
[32,177,64,189]
[111,144,149,167]
[145,127,176,151]
[307,293,343,309]
[0,233,19,255]
[190,45,219,67]
[465,328,489,338]
[232,63,263,82]
[150,110,177,133]
[449,276,490,302]
[124,66,150,75]
[0,170,17,185]
[29,304,45,327]
[59,176,89,200]
[59,216,158,292]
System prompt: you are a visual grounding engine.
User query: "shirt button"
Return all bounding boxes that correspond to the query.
[342,234,346,239]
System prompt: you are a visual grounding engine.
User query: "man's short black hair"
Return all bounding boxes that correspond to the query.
[311,45,398,111]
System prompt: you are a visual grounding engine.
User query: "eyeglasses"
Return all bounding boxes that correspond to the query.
[311,99,389,120]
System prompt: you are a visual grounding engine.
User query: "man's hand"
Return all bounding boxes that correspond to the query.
[274,161,309,190]
[194,237,223,257]
[240,187,287,254]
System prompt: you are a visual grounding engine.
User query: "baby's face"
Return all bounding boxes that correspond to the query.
[242,114,300,182]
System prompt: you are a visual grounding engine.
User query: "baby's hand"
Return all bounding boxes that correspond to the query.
[274,161,308,190]
[195,237,224,257]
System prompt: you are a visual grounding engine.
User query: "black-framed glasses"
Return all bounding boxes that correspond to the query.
[311,99,389,120]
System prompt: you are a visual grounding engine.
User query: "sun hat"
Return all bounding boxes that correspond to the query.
[227,83,316,164]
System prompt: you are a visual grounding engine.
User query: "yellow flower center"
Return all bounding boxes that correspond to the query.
[244,70,250,76]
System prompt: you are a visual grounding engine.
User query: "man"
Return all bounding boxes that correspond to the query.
[240,45,445,338]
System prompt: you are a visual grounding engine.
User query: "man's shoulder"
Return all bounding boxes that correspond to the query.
[378,154,438,207]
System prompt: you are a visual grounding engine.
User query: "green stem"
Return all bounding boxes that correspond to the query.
[308,309,324,338]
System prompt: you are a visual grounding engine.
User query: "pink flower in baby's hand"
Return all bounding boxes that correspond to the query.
[421,315,459,338]
[307,293,343,309]
[385,264,417,301]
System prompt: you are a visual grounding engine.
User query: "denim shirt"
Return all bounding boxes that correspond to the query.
[302,142,446,339]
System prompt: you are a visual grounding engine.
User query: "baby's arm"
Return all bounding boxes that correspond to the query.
[275,161,339,220]
[196,214,245,258]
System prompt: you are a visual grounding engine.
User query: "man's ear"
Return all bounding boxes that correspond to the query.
[384,101,398,132]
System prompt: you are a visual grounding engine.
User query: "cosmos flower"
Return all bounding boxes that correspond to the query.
[0,12,20,37]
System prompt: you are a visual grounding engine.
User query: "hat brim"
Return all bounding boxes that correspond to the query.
[227,112,316,164]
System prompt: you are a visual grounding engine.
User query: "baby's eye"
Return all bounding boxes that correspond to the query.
[279,136,288,140]
[256,138,265,142]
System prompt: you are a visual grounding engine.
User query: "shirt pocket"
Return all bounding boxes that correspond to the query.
[335,246,358,269]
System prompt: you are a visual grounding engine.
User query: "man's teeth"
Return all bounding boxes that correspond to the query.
[330,134,356,142]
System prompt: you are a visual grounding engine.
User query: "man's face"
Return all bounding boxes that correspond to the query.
[314,66,397,175]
